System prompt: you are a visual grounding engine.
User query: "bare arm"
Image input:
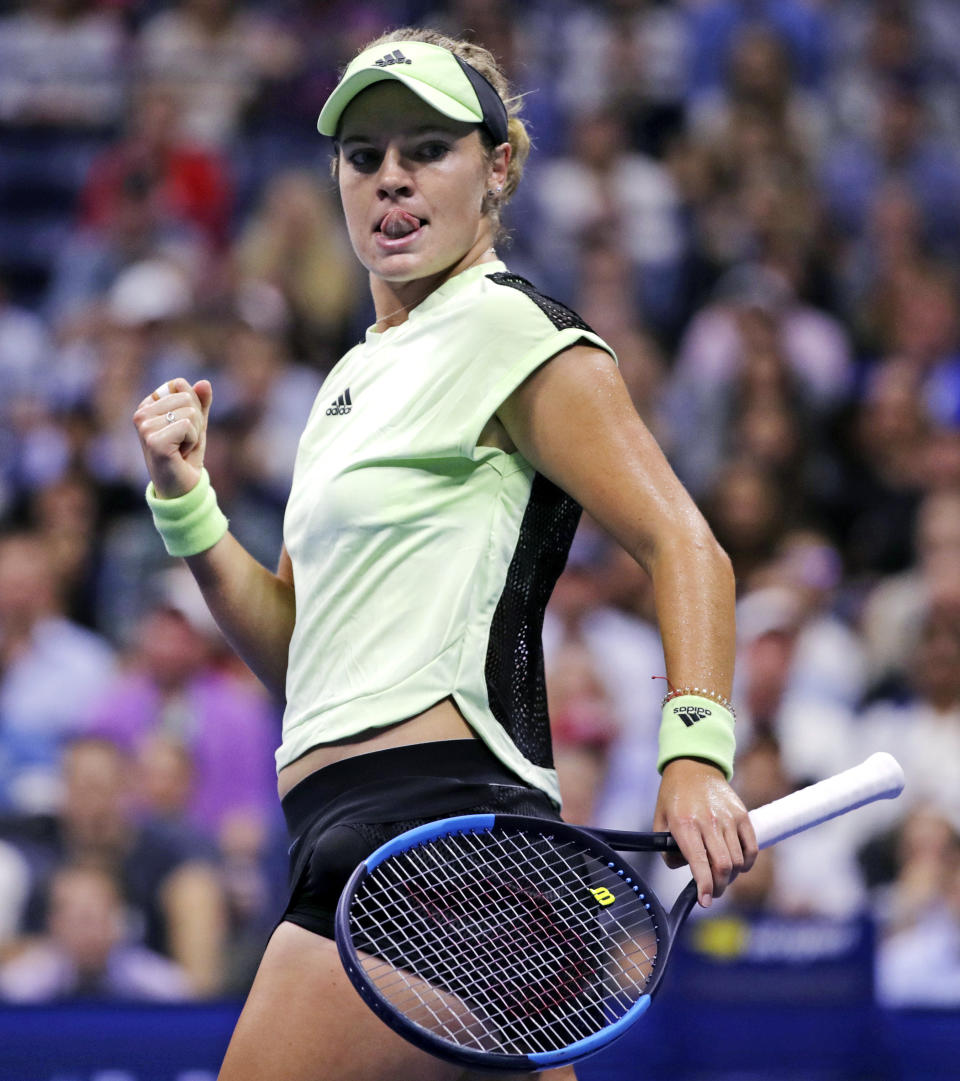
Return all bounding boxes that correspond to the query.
[184,537,296,699]
[133,378,295,698]
[497,344,757,903]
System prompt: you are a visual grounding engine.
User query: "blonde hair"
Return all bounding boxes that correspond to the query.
[341,27,531,218]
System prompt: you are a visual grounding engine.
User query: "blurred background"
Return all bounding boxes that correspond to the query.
[0,0,958,1077]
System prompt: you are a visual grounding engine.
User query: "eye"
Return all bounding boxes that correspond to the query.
[344,148,381,172]
[416,141,451,161]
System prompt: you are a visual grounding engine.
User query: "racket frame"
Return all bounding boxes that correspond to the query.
[335,813,678,1072]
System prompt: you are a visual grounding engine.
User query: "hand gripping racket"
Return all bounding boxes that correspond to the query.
[335,752,904,1073]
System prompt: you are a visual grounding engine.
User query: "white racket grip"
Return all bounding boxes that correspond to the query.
[748,752,905,850]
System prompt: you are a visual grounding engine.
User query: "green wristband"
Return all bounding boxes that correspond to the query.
[657,695,736,780]
[145,468,229,558]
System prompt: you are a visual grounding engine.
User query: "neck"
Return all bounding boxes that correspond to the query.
[369,240,498,332]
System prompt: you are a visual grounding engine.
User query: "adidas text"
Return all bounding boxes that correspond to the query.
[375,49,412,67]
[674,704,712,728]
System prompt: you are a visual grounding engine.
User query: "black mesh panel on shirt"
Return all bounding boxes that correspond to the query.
[488,272,594,333]
[482,272,599,769]
[484,473,581,770]
[484,276,605,769]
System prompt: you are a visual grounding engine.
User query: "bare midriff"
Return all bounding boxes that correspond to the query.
[276,697,475,799]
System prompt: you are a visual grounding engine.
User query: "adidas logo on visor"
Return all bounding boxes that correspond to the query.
[375,49,412,67]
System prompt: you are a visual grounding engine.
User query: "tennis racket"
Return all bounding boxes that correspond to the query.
[335,751,904,1073]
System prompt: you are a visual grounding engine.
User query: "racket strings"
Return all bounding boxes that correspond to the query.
[372,844,598,1033]
[361,843,648,1053]
[367,831,654,995]
[347,826,661,1055]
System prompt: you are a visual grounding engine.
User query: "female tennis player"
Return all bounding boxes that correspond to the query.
[134,28,757,1081]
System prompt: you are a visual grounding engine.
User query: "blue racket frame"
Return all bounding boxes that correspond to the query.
[335,813,700,1072]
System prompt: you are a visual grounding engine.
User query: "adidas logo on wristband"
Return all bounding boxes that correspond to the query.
[673,704,712,728]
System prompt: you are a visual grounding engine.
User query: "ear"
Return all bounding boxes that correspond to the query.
[488,141,511,191]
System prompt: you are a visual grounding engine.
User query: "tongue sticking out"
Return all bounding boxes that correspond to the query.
[380,210,421,239]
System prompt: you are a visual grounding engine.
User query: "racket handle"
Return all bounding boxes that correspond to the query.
[749,752,905,849]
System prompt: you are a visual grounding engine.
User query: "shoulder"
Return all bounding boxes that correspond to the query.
[479,270,598,337]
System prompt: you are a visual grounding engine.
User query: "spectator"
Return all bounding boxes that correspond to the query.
[665,264,852,497]
[732,582,859,785]
[542,532,671,831]
[217,810,287,995]
[874,808,960,1006]
[0,0,126,129]
[232,169,392,366]
[752,530,868,708]
[597,547,667,778]
[528,106,687,335]
[568,242,671,432]
[699,457,790,585]
[17,470,106,631]
[685,0,830,101]
[80,84,234,250]
[0,529,117,812]
[835,181,928,354]
[133,733,197,827]
[0,274,52,418]
[0,840,31,949]
[860,487,960,692]
[136,0,301,148]
[528,0,691,155]
[0,276,53,517]
[547,637,619,827]
[688,22,829,168]
[0,863,191,1002]
[820,73,960,250]
[213,287,324,500]
[84,599,279,843]
[43,167,209,340]
[832,355,928,577]
[84,259,207,489]
[0,736,228,997]
[828,1,960,151]
[893,264,960,432]
[858,602,960,835]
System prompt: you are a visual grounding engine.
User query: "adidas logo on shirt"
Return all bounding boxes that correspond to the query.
[326,388,353,416]
[375,49,412,67]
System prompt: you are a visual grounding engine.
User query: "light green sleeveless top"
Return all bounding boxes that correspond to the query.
[279,261,615,804]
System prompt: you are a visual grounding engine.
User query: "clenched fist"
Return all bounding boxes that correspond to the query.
[133,378,213,498]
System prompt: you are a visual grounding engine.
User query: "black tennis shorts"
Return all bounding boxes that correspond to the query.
[279,739,561,940]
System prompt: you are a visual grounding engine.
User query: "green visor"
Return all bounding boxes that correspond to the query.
[317,40,509,145]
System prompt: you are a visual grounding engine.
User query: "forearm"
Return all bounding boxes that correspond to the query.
[134,379,295,696]
[643,513,736,699]
[185,531,295,699]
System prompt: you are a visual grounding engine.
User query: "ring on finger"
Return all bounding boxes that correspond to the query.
[165,411,177,424]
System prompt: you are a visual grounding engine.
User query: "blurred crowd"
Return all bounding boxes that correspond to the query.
[0,0,960,1008]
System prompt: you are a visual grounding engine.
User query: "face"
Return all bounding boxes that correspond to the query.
[49,867,123,971]
[336,82,506,285]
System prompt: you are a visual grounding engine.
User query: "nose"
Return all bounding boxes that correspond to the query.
[376,145,414,200]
